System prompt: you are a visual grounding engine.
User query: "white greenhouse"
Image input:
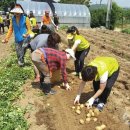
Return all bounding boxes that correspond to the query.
[17,0,91,27]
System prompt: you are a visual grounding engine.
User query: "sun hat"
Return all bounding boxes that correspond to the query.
[65,48,76,60]
[67,33,74,40]
[10,5,23,14]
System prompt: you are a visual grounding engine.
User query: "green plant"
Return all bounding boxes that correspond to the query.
[122,28,130,34]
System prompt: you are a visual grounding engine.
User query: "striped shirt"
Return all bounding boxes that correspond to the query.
[43,48,68,83]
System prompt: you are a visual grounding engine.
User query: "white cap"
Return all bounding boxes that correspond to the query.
[65,48,76,60]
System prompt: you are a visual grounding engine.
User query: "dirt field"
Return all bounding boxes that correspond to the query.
[0,28,130,130]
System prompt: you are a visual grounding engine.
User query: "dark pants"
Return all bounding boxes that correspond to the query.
[15,37,30,63]
[75,47,90,73]
[93,68,120,103]
[0,23,4,33]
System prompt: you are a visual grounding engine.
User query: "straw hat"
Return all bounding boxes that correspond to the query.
[10,5,23,14]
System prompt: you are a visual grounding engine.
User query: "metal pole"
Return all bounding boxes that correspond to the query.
[106,0,112,29]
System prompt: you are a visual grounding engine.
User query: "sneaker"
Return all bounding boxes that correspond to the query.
[18,61,24,66]
[97,102,105,111]
[44,89,56,95]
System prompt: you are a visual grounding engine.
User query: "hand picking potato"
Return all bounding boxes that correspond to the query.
[76,109,81,115]
[79,119,84,124]
[100,124,106,129]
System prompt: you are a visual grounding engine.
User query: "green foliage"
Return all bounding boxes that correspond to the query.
[110,2,123,29]
[60,25,68,30]
[0,0,15,11]
[90,8,106,27]
[60,0,90,6]
[0,53,34,130]
[90,2,123,29]
[122,28,130,34]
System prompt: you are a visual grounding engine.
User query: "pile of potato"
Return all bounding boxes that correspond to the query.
[71,104,106,130]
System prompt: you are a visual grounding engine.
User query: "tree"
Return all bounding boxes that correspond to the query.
[0,0,15,11]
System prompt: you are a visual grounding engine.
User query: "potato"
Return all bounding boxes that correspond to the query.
[89,109,93,113]
[71,106,75,109]
[93,117,98,122]
[80,104,84,108]
[94,108,100,116]
[86,117,91,122]
[77,106,81,110]
[91,112,95,117]
[76,109,81,114]
[86,113,91,118]
[100,124,106,129]
[79,119,85,124]
[95,126,102,130]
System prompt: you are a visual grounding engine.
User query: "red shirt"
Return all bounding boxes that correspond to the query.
[43,48,67,83]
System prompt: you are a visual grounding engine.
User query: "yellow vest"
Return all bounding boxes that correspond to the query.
[74,34,90,51]
[89,57,119,81]
[0,16,3,23]
[30,17,37,27]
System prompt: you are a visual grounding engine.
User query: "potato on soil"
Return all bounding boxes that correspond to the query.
[86,117,91,122]
[95,126,102,130]
[94,108,100,116]
[77,106,81,110]
[80,104,84,108]
[79,119,85,124]
[71,106,75,109]
[86,113,91,118]
[76,109,81,114]
[100,124,106,129]
[93,117,98,122]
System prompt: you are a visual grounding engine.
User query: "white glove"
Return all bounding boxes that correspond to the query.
[63,83,71,91]
[74,95,81,105]
[85,97,95,109]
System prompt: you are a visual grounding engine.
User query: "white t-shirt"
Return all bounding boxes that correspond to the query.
[100,71,108,83]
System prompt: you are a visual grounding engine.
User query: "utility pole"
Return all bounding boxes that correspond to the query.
[106,0,112,29]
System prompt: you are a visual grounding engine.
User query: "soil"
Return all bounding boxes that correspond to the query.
[0,28,130,130]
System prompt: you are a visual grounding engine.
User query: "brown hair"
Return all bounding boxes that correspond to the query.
[47,33,61,49]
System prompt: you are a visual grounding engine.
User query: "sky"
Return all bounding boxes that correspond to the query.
[90,0,130,8]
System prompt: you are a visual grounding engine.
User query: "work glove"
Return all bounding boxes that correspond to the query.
[74,95,81,105]
[85,97,95,109]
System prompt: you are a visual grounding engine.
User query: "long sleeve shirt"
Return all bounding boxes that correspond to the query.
[44,48,68,83]
[5,16,32,41]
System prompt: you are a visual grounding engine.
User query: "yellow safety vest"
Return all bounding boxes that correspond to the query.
[30,17,37,27]
[89,57,119,81]
[73,34,90,51]
[0,16,3,23]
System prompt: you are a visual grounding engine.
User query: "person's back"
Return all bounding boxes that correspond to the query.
[30,33,49,51]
